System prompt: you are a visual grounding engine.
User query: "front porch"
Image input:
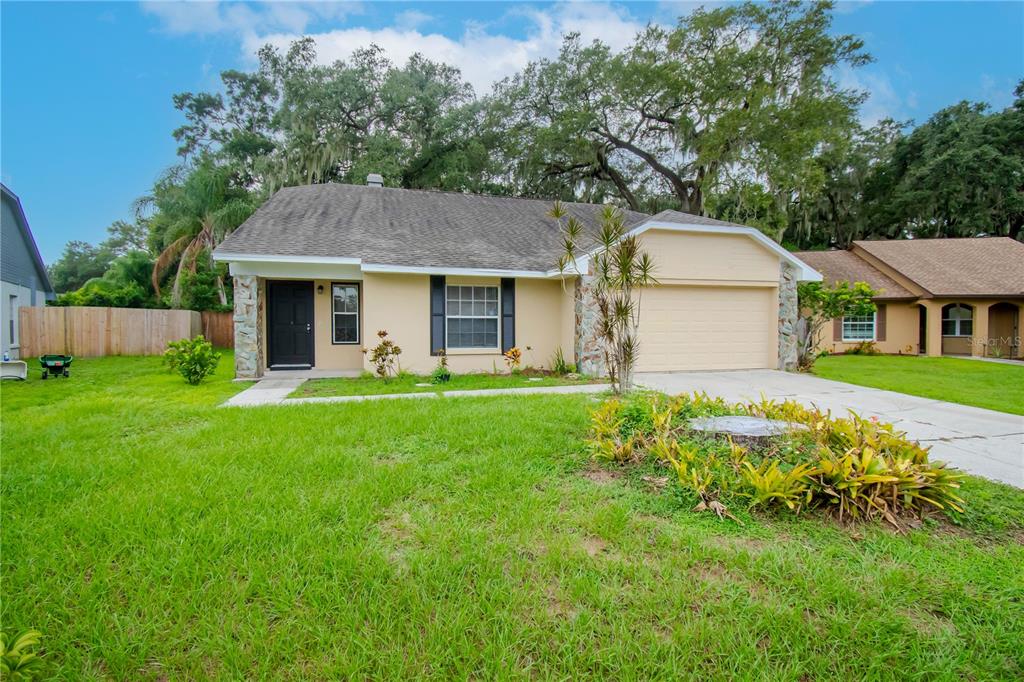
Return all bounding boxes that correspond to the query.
[919,299,1023,359]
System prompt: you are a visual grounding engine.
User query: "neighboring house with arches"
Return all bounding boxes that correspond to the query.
[796,238,1024,359]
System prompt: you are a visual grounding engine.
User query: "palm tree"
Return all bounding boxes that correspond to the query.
[136,158,256,308]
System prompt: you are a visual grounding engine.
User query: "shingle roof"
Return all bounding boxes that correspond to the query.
[854,238,1024,297]
[215,183,652,272]
[646,209,748,229]
[792,250,916,299]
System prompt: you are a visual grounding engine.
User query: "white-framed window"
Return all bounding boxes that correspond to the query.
[842,313,876,342]
[446,285,499,349]
[942,303,973,337]
[332,283,359,344]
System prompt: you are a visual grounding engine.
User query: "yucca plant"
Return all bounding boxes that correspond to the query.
[551,202,656,393]
[1,629,44,679]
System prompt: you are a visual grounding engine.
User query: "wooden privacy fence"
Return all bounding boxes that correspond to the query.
[200,311,234,349]
[18,307,205,358]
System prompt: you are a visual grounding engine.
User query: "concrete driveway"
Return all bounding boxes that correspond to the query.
[637,370,1024,488]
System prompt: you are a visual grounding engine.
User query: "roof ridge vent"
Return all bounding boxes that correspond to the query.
[366,173,384,187]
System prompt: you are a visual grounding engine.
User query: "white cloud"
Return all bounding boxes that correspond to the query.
[980,73,1014,110]
[837,65,909,125]
[394,9,433,32]
[832,1,873,15]
[136,1,640,95]
[141,1,362,38]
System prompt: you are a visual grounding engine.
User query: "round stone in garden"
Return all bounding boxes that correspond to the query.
[688,416,807,444]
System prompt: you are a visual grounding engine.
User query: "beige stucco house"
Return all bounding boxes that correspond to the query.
[796,239,1024,359]
[213,179,821,379]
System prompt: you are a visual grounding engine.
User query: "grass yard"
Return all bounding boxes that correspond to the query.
[2,355,1024,679]
[812,354,1024,415]
[290,371,604,398]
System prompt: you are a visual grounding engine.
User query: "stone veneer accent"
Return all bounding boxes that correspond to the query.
[777,263,799,371]
[233,275,263,379]
[574,273,607,377]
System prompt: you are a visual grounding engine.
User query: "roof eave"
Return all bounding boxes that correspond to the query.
[212,250,564,279]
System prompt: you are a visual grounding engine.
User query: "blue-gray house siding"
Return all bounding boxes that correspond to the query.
[2,184,55,357]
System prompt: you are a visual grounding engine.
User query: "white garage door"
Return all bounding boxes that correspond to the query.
[636,285,776,372]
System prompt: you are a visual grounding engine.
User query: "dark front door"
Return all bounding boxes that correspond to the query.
[268,281,314,368]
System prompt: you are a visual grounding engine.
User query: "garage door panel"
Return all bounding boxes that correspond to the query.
[636,286,775,372]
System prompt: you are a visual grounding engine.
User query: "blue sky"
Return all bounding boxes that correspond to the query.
[2,1,1022,264]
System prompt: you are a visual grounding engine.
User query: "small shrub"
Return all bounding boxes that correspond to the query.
[503,346,522,373]
[1,629,44,679]
[845,340,881,355]
[430,348,451,384]
[163,335,220,385]
[365,330,402,380]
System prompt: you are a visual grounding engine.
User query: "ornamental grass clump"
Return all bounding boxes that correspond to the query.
[585,392,966,529]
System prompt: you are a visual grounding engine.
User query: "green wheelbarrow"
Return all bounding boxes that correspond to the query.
[39,354,73,379]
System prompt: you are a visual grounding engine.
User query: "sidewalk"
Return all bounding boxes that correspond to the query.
[222,379,609,407]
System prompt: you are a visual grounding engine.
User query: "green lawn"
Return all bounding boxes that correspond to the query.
[290,371,604,398]
[2,355,1023,679]
[812,355,1024,415]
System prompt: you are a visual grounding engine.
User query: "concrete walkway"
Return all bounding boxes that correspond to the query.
[638,369,1024,488]
[222,379,609,408]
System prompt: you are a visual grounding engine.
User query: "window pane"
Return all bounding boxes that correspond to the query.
[473,301,485,316]
[486,288,498,301]
[447,317,498,348]
[961,320,973,336]
[485,301,498,316]
[333,285,359,313]
[334,314,357,343]
[843,315,874,341]
[942,320,956,336]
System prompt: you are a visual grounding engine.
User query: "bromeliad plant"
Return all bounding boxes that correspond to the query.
[585,392,966,528]
[1,629,44,680]
[585,398,640,463]
[551,202,656,394]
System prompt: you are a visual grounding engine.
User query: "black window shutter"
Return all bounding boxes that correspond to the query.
[430,275,445,356]
[501,278,515,353]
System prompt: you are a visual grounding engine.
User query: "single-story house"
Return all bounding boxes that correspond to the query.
[213,178,821,379]
[1,183,56,359]
[796,238,1024,359]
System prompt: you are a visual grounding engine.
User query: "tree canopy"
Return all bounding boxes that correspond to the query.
[50,0,1024,310]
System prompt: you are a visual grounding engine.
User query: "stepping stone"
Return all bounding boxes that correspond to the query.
[688,415,807,446]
